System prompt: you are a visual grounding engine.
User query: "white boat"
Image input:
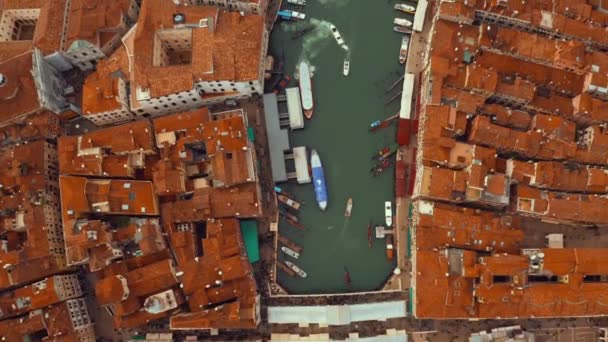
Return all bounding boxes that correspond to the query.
[395,3,416,14]
[298,61,314,119]
[287,0,306,5]
[399,36,410,64]
[281,246,300,259]
[344,197,353,217]
[343,59,350,76]
[385,201,393,227]
[329,24,349,51]
[285,261,307,278]
[394,18,413,28]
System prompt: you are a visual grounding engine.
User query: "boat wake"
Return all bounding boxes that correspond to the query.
[296,19,350,64]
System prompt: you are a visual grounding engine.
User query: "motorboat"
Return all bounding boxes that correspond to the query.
[285,261,307,278]
[281,246,300,259]
[394,18,413,28]
[395,3,416,14]
[385,201,393,227]
[343,59,350,76]
[278,10,306,20]
[344,197,353,217]
[399,35,410,64]
[329,24,349,50]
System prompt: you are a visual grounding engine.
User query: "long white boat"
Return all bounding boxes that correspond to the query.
[394,18,413,28]
[281,246,300,259]
[385,201,393,227]
[395,3,416,14]
[298,61,314,119]
[287,0,306,5]
[399,36,410,64]
[285,261,307,278]
[329,24,349,51]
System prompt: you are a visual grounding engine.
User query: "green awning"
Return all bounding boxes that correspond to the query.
[240,220,260,263]
[247,127,255,142]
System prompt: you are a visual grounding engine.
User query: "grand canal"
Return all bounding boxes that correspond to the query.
[269,0,414,294]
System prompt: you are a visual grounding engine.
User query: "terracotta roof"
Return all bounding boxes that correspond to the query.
[64,0,135,51]
[0,140,64,289]
[82,46,131,115]
[0,275,77,320]
[0,51,41,124]
[132,1,264,98]
[58,119,155,176]
[169,219,258,329]
[0,0,66,63]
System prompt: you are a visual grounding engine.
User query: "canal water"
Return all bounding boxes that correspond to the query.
[269,0,413,294]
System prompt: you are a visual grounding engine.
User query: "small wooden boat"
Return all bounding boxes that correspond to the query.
[277,193,301,210]
[371,159,391,176]
[369,114,399,132]
[395,3,416,14]
[344,267,351,285]
[281,246,300,259]
[344,197,353,217]
[285,261,307,278]
[386,234,395,260]
[343,59,350,76]
[273,75,291,94]
[367,221,373,248]
[378,149,397,162]
[372,146,391,160]
[279,210,299,222]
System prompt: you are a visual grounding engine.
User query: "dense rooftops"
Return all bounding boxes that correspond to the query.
[58,107,260,329]
[412,0,608,319]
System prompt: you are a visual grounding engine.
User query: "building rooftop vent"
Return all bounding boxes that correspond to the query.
[173,13,186,25]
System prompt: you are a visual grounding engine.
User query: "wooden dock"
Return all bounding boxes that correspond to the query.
[278,235,303,253]
[277,261,296,277]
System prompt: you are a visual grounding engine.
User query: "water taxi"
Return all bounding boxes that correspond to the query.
[399,36,410,64]
[281,246,300,259]
[394,18,413,28]
[329,24,349,50]
[343,59,350,76]
[395,3,416,14]
[285,261,307,278]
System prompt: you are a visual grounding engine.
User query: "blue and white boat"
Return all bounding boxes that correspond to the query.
[310,149,328,210]
[278,10,306,20]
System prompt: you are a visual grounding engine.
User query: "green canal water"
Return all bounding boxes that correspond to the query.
[269,0,413,294]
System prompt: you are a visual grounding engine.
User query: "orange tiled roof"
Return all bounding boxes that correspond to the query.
[132,1,264,98]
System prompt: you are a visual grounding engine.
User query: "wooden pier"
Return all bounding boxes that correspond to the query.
[277,261,296,277]
[278,235,303,253]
